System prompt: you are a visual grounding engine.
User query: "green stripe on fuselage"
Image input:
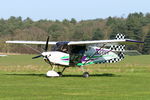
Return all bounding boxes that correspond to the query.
[77,62,94,66]
[61,56,69,59]
[77,54,117,66]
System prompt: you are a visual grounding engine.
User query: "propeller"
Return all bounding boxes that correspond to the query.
[32,55,43,59]
[32,36,50,59]
[45,36,49,52]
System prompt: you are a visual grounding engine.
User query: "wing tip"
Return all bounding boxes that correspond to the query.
[126,39,144,44]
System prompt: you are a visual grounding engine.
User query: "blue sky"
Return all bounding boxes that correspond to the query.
[0,0,150,21]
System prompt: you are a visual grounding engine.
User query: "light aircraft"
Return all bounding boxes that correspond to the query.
[6,34,144,77]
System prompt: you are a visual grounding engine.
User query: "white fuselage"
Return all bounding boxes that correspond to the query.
[43,46,121,66]
[44,51,69,66]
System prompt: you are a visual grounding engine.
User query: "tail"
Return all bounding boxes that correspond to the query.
[115,33,125,40]
[108,33,125,63]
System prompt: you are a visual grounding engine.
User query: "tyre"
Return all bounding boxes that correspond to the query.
[57,72,63,77]
[83,72,89,78]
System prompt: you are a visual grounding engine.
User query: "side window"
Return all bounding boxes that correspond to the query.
[70,46,86,54]
[60,44,68,53]
[51,44,68,53]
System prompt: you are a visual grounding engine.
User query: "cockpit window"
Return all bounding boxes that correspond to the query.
[51,42,69,53]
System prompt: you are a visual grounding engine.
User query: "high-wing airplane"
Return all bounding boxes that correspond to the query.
[6,34,144,77]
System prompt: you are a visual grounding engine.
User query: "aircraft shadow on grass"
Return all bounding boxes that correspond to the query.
[5,73,120,78]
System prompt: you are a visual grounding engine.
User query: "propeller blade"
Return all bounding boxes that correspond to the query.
[45,55,53,67]
[45,36,49,51]
[32,55,43,59]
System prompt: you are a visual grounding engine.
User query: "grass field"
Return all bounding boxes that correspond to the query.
[0,55,150,100]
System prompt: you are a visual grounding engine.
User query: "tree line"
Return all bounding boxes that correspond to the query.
[0,12,150,54]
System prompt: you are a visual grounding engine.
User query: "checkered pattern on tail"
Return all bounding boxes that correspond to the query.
[115,33,125,40]
[97,52,125,64]
[93,34,126,64]
[105,52,124,63]
[110,45,125,52]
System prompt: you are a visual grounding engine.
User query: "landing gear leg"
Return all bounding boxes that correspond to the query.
[57,67,66,77]
[52,65,56,71]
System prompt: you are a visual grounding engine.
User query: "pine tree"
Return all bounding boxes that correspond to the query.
[143,31,150,54]
[92,28,104,40]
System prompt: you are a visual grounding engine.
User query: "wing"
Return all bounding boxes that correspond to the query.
[6,34,144,46]
[68,39,144,45]
[6,40,57,45]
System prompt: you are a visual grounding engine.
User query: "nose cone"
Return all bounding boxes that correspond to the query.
[42,52,50,57]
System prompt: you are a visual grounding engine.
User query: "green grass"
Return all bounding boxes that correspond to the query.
[0,55,150,100]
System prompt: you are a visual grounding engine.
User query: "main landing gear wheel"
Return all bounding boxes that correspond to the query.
[57,72,63,77]
[83,72,89,78]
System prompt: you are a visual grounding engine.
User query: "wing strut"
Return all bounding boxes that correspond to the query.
[23,44,41,54]
[82,44,107,66]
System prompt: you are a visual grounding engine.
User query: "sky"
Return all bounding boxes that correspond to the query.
[0,0,150,21]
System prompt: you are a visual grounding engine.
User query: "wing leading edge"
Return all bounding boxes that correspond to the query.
[68,39,144,45]
[6,41,57,45]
